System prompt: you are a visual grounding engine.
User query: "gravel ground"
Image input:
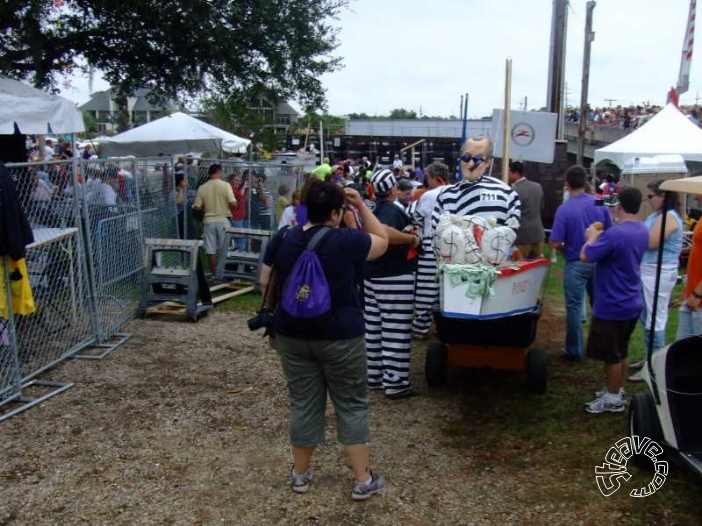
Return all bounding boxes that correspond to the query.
[0,309,698,525]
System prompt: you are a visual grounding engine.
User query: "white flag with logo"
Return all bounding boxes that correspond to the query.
[490,110,558,164]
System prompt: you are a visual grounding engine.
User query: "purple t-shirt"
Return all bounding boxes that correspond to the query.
[584,220,649,320]
[550,193,614,262]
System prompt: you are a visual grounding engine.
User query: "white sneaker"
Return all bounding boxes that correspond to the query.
[592,387,626,400]
[585,395,626,414]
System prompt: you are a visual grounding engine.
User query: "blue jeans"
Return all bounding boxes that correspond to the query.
[676,304,702,340]
[229,219,246,251]
[563,260,594,359]
[642,328,665,351]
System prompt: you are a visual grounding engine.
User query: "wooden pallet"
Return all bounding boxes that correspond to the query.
[145,281,255,316]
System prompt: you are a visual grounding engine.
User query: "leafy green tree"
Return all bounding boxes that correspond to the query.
[294,112,345,134]
[0,0,347,108]
[388,108,418,119]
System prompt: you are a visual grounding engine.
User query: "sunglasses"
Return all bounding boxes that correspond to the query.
[647,193,662,199]
[459,154,486,165]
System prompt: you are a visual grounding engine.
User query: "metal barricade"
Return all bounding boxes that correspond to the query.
[78,158,177,350]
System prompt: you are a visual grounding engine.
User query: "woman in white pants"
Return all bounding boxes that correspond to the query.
[630,181,683,381]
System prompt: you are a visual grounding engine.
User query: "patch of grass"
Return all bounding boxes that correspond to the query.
[431,251,700,520]
[214,285,262,315]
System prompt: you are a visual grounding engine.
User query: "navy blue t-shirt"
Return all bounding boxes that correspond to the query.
[263,225,371,340]
[365,199,411,278]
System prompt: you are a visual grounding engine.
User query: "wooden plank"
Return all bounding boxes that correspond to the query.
[212,285,255,304]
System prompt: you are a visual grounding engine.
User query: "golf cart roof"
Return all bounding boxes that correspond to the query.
[660,175,702,194]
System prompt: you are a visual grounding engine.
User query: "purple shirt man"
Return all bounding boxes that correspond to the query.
[584,221,649,320]
[549,166,613,361]
[550,192,613,262]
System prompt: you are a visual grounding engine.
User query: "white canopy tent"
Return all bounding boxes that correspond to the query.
[0,77,85,134]
[594,104,702,169]
[100,112,250,157]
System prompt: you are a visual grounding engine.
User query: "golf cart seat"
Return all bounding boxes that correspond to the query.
[666,335,702,454]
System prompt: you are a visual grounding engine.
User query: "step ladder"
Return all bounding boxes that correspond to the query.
[139,238,213,321]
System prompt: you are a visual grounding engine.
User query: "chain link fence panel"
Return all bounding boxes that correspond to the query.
[80,158,176,341]
[4,161,95,381]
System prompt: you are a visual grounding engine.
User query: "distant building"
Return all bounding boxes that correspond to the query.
[248,98,300,134]
[79,88,180,133]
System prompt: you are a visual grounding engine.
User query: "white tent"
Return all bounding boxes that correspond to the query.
[0,77,85,134]
[594,104,702,169]
[100,112,250,157]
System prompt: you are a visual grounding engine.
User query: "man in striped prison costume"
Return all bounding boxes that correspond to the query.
[408,162,454,339]
[430,136,521,257]
[364,169,422,400]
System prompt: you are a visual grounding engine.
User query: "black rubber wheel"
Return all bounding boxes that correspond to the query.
[628,393,665,470]
[425,342,448,387]
[525,348,548,394]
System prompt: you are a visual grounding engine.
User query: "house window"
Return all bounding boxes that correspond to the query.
[276,115,291,125]
[132,111,147,124]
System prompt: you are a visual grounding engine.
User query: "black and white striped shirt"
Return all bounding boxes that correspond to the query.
[430,175,521,232]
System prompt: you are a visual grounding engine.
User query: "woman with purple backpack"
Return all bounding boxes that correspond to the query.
[260,180,389,501]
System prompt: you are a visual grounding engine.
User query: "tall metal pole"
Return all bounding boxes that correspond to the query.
[547,0,569,140]
[577,1,596,166]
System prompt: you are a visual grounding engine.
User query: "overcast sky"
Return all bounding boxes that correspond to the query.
[61,0,701,118]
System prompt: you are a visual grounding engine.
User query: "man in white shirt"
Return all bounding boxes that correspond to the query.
[43,139,55,162]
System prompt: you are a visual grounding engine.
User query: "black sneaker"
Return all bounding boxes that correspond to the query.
[386,387,418,400]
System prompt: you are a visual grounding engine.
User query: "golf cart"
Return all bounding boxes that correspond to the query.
[628,175,702,478]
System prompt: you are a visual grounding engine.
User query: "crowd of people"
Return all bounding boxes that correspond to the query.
[565,103,701,130]
[227,135,702,500]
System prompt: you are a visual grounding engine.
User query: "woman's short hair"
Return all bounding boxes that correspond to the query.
[306,180,345,223]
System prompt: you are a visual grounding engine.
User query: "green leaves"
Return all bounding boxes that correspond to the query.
[0,0,347,108]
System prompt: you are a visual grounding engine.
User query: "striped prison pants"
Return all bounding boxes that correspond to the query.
[411,239,438,336]
[364,274,415,395]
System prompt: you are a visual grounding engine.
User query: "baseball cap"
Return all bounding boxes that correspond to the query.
[603,193,620,206]
[370,169,397,195]
[397,178,414,192]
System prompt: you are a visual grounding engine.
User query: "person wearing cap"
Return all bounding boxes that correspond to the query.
[395,178,414,210]
[407,162,454,340]
[580,186,649,414]
[629,181,683,381]
[365,169,421,400]
[392,154,403,170]
[549,165,613,362]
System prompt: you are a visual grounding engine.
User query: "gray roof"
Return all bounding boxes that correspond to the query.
[78,89,113,111]
[78,87,172,112]
[276,101,299,117]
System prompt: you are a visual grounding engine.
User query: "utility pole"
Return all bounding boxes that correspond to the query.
[577,1,596,166]
[604,98,617,106]
[547,0,569,140]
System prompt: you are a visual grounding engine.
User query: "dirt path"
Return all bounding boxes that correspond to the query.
[1,309,699,525]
